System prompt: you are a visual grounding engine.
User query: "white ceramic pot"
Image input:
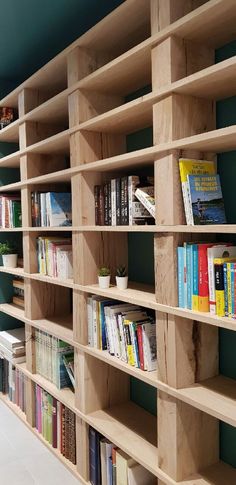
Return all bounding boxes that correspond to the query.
[2,254,18,268]
[116,276,128,290]
[98,275,110,289]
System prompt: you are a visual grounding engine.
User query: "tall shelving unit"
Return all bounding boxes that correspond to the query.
[1,0,236,482]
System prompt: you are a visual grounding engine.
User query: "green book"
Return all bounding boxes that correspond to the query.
[12,201,22,227]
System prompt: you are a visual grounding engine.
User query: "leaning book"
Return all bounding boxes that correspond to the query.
[188,174,226,225]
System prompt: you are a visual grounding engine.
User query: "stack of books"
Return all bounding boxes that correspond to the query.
[89,427,156,485]
[0,327,25,363]
[35,329,74,390]
[87,296,157,371]
[0,107,14,130]
[0,358,26,414]
[35,384,76,464]
[177,242,236,316]
[0,194,22,228]
[179,158,226,225]
[94,175,155,226]
[12,277,24,308]
[32,191,72,227]
[37,236,73,279]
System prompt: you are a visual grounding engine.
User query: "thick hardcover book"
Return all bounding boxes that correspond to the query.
[12,201,22,227]
[89,427,101,485]
[94,185,100,225]
[188,174,226,225]
[116,178,121,225]
[104,183,109,226]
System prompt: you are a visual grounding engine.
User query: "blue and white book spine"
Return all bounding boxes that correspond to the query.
[192,244,198,311]
[177,247,185,308]
[186,243,192,310]
[231,264,235,318]
[223,263,228,317]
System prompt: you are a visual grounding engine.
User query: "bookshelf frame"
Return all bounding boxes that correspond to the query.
[1,0,236,483]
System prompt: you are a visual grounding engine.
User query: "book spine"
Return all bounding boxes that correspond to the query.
[89,427,97,485]
[137,324,144,370]
[108,182,112,225]
[123,177,128,225]
[227,263,232,317]
[111,179,116,226]
[215,263,225,317]
[124,323,133,366]
[223,264,228,317]
[98,186,105,226]
[234,264,236,319]
[186,243,192,310]
[104,183,109,226]
[198,244,210,312]
[116,178,121,225]
[87,297,94,347]
[192,244,199,311]
[94,186,100,226]
[177,247,185,308]
[231,264,235,318]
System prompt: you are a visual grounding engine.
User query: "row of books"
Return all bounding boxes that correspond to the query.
[87,296,157,371]
[179,158,226,225]
[89,427,155,485]
[0,327,25,364]
[0,194,22,228]
[0,358,26,414]
[94,175,155,226]
[177,242,236,316]
[35,329,75,390]
[32,191,72,227]
[37,236,73,280]
[35,384,76,464]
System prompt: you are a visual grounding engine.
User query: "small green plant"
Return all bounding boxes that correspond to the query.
[98,267,111,277]
[116,265,127,277]
[0,241,17,255]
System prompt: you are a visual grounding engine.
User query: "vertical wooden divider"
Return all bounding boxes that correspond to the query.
[151,1,219,482]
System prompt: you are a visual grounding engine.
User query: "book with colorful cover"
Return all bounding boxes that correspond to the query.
[179,158,216,225]
[134,187,155,219]
[188,174,226,225]
[47,192,72,227]
[207,244,235,315]
[214,257,236,317]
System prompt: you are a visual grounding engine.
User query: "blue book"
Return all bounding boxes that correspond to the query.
[192,244,199,311]
[99,300,117,351]
[89,427,101,485]
[223,263,228,317]
[188,174,226,225]
[186,243,193,310]
[177,247,185,308]
[48,192,72,227]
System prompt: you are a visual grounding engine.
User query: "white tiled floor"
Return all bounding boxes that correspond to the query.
[0,400,82,484]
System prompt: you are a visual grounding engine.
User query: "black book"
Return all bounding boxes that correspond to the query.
[121,176,128,225]
[116,178,121,225]
[89,427,101,485]
[94,186,100,226]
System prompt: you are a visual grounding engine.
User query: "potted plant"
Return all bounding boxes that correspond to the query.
[98,267,111,289]
[116,265,128,290]
[0,242,18,268]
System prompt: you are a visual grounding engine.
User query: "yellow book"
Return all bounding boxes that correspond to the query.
[179,158,216,225]
[124,320,135,366]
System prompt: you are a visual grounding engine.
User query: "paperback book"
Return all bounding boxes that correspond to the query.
[188,174,226,225]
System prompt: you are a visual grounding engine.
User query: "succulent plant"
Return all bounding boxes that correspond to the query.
[0,241,17,255]
[98,267,111,277]
[116,265,127,277]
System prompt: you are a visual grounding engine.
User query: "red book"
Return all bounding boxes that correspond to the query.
[198,243,214,312]
[52,397,57,448]
[137,325,144,370]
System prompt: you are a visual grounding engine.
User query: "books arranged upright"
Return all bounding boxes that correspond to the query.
[0,107,14,130]
[177,242,236,315]
[0,358,26,414]
[12,277,24,308]
[35,384,76,464]
[94,175,155,226]
[0,194,22,228]
[32,191,72,227]
[35,329,74,390]
[179,158,226,225]
[87,296,157,371]
[0,327,25,363]
[37,236,73,279]
[89,426,156,485]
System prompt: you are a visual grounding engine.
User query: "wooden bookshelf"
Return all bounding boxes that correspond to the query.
[1,0,236,483]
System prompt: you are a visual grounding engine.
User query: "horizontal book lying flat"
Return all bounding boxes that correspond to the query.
[0,327,25,351]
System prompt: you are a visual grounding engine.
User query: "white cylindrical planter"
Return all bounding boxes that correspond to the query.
[2,254,18,268]
[116,276,128,290]
[98,275,110,289]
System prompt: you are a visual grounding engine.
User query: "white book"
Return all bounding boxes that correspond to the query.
[142,323,157,371]
[135,187,155,218]
[127,462,156,485]
[108,305,140,358]
[0,327,25,351]
[87,297,94,347]
[56,246,73,279]
[40,193,47,227]
[116,449,135,485]
[117,314,127,362]
[0,342,25,364]
[207,244,236,314]
[100,439,109,485]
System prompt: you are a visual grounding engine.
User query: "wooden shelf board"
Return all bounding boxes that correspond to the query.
[18,363,76,414]
[0,304,74,346]
[21,167,76,187]
[23,89,69,125]
[0,266,24,277]
[78,146,156,173]
[24,226,73,232]
[77,282,156,310]
[87,401,158,477]
[0,227,23,232]
[80,345,158,388]
[0,181,22,193]
[75,225,157,232]
[0,119,19,143]
[22,129,70,156]
[178,461,236,485]
[0,151,20,168]
[74,224,236,233]
[0,266,73,289]
[0,394,88,484]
